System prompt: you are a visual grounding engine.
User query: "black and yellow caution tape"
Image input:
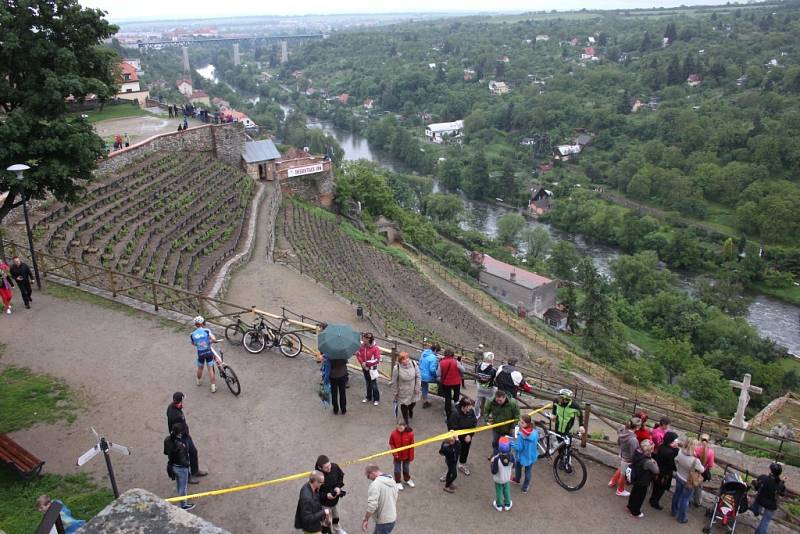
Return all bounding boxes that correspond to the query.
[165,405,548,503]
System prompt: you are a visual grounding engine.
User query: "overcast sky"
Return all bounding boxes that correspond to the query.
[79,0,734,22]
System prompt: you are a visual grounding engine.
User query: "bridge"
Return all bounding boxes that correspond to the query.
[138,34,325,68]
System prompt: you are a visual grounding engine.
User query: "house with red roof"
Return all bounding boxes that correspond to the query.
[176,78,193,98]
[471,252,558,318]
[116,61,149,107]
[687,74,702,87]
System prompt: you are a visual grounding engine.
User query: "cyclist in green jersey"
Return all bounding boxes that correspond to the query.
[553,388,585,436]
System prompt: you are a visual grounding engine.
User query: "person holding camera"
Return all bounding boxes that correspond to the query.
[315,455,347,534]
[295,471,331,534]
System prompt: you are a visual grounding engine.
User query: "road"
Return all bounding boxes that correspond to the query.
[4,289,714,533]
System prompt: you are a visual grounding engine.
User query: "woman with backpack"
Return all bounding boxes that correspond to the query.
[626,439,659,518]
[391,351,421,424]
[649,431,679,510]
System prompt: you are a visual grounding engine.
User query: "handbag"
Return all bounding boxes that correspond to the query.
[369,368,380,381]
[686,469,704,489]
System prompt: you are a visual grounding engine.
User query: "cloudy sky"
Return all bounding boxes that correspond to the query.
[79,0,733,22]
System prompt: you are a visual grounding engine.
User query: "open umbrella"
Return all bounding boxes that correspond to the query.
[318,324,361,360]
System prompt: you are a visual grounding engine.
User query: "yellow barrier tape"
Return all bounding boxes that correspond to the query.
[165,405,549,503]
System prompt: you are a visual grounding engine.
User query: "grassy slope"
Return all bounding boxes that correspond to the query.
[75,105,153,123]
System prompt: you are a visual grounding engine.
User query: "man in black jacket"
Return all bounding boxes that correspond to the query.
[294,471,329,533]
[315,455,346,534]
[166,392,207,484]
[751,463,786,534]
[9,257,33,309]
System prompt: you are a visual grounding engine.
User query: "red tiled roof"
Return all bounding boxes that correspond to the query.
[479,253,553,289]
[119,62,139,82]
[191,90,208,98]
[176,78,192,88]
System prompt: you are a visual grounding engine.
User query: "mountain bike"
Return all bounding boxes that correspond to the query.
[535,411,587,491]
[224,315,256,345]
[211,345,241,396]
[242,316,303,358]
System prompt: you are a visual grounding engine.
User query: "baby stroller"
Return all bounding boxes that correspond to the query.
[702,466,750,533]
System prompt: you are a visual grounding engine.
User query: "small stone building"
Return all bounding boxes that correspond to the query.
[472,252,557,318]
[242,139,281,181]
[276,148,334,206]
[376,215,401,244]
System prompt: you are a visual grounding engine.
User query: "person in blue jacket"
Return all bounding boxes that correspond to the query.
[511,414,539,494]
[419,343,440,409]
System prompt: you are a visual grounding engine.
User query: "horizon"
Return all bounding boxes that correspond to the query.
[79,0,755,24]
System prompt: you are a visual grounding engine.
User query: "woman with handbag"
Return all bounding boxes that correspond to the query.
[356,333,382,406]
[392,352,421,424]
[671,438,705,524]
[692,433,715,507]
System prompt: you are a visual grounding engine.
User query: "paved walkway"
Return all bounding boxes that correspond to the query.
[3,289,716,533]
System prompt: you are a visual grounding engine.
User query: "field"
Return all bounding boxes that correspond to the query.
[30,152,254,292]
[279,200,526,357]
[71,104,152,124]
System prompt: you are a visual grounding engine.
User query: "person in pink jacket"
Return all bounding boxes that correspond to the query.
[692,433,715,507]
[356,332,382,405]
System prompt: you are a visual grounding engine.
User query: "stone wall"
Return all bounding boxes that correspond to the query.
[280,171,334,207]
[96,123,246,175]
[78,488,230,533]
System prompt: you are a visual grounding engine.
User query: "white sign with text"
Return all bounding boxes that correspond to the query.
[287,163,324,177]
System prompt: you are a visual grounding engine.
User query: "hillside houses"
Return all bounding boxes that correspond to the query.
[115,62,149,107]
[687,74,702,87]
[489,80,509,95]
[425,120,463,143]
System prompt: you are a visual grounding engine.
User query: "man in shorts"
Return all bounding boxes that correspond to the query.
[190,316,218,393]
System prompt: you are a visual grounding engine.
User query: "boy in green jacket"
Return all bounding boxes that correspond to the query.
[485,390,520,455]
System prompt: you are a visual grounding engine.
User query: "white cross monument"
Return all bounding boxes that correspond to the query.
[728,373,762,442]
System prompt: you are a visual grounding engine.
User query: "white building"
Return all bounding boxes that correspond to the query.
[176,78,193,98]
[425,120,464,143]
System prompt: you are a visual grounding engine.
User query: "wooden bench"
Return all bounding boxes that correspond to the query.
[0,433,44,479]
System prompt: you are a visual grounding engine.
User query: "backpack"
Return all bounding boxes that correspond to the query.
[626,450,646,484]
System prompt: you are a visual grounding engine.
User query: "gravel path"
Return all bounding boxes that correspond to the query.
[3,290,712,533]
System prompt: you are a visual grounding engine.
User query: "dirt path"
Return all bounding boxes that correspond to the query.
[94,115,203,145]
[4,290,713,533]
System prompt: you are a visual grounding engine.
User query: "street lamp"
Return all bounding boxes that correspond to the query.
[7,164,41,289]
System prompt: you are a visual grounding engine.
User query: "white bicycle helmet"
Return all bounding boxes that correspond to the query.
[558,388,574,399]
[193,315,205,325]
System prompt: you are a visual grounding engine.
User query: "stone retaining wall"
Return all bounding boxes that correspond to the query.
[96,123,245,175]
[280,171,333,207]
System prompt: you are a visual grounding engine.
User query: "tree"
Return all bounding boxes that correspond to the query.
[462,151,488,199]
[610,251,676,302]
[424,193,464,223]
[0,0,119,223]
[577,258,622,362]
[496,213,526,246]
[679,364,737,415]
[656,338,695,384]
[548,240,580,281]
[522,226,551,262]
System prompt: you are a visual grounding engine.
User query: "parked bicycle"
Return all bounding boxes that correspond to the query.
[224,315,257,345]
[242,316,303,358]
[535,411,587,491]
[211,345,241,396]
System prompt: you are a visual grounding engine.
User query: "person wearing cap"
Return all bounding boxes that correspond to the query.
[474,352,497,419]
[691,433,715,507]
[485,390,520,455]
[418,343,440,409]
[356,332,382,406]
[190,316,218,393]
[493,358,532,399]
[609,417,641,497]
[166,392,207,483]
[552,389,584,436]
[490,435,515,511]
[649,430,679,510]
[751,463,786,534]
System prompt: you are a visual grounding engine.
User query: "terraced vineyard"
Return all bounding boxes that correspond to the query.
[32,152,254,292]
[280,201,526,358]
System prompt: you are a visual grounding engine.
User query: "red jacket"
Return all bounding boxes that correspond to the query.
[438,356,461,387]
[356,343,381,367]
[635,427,652,443]
[389,429,415,462]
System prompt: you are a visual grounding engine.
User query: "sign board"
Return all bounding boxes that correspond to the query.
[287,163,324,178]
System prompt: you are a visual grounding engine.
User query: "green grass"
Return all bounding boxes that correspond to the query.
[751,281,800,307]
[0,469,113,533]
[0,365,81,433]
[74,104,152,124]
[621,325,666,356]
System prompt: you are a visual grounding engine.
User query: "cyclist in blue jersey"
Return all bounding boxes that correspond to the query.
[191,316,219,393]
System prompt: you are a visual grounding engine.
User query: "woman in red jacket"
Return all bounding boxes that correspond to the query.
[356,332,382,405]
[389,422,416,490]
[438,349,462,418]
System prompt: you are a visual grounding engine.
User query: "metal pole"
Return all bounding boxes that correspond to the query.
[21,198,42,289]
[100,438,120,498]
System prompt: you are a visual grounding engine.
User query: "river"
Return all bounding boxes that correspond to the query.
[303,119,800,356]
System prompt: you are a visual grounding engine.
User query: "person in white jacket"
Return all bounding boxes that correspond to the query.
[362,464,399,534]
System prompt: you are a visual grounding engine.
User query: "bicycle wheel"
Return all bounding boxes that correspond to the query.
[221,364,241,396]
[224,323,244,345]
[553,448,587,491]
[278,332,302,358]
[243,329,266,354]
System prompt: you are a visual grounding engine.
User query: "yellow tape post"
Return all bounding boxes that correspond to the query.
[165,405,549,503]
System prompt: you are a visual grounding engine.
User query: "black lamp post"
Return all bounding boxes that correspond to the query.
[7,164,41,289]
